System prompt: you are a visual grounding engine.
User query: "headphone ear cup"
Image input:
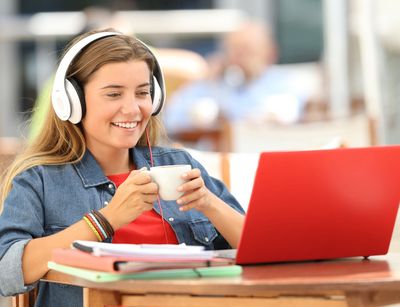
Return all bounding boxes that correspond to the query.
[65,78,85,124]
[151,76,163,116]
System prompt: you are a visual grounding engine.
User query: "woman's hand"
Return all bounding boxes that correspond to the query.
[176,168,244,247]
[100,169,158,230]
[176,168,213,213]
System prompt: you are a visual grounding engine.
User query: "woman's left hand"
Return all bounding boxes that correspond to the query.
[176,168,245,248]
[176,168,213,212]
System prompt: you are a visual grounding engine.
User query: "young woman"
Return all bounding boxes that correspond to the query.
[0,30,244,306]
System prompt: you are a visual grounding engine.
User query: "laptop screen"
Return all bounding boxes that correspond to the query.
[236,146,400,265]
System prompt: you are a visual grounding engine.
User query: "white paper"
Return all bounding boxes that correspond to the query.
[73,240,214,259]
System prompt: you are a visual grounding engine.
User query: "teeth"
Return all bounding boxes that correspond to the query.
[113,122,138,129]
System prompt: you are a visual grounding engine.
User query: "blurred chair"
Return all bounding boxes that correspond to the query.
[227,133,352,211]
[12,293,28,307]
[0,137,22,155]
[185,147,257,211]
[390,209,400,253]
[170,117,232,153]
[227,151,259,212]
[0,137,21,176]
[157,48,232,152]
[12,289,37,307]
[185,148,231,190]
[0,139,20,307]
[156,48,208,98]
[230,113,373,153]
[0,154,16,178]
[184,127,350,212]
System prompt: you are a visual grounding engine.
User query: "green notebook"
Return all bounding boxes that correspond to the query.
[48,261,242,282]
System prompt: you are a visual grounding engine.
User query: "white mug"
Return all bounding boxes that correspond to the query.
[147,164,192,201]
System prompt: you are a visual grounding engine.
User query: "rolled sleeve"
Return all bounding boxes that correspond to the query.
[0,168,45,296]
[0,239,36,296]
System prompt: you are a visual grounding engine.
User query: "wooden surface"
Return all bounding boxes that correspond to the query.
[42,253,400,307]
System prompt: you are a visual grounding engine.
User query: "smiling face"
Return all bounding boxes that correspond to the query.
[82,59,153,156]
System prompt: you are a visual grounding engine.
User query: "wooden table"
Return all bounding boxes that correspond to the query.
[42,253,400,307]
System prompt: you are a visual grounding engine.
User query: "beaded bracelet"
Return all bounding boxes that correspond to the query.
[87,212,108,240]
[83,210,115,242]
[91,210,114,237]
[83,215,103,241]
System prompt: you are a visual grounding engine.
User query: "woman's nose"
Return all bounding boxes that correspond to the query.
[121,97,140,114]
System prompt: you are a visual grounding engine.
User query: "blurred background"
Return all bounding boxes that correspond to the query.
[2,1,400,305]
[2,0,400,151]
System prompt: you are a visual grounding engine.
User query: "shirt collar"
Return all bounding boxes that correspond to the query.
[73,147,153,188]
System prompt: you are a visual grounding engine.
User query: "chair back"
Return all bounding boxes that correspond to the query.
[0,137,21,178]
[230,114,373,153]
[185,148,231,189]
[0,154,16,176]
[12,289,37,307]
[0,137,22,155]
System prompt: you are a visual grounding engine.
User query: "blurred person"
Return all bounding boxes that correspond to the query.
[163,21,310,134]
[0,30,244,306]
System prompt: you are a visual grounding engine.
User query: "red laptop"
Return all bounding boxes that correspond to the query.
[236,146,400,265]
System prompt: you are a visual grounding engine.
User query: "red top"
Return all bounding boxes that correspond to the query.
[108,172,179,245]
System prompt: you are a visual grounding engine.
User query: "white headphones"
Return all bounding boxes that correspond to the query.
[51,31,166,124]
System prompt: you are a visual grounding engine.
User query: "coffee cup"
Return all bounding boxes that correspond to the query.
[146,164,192,201]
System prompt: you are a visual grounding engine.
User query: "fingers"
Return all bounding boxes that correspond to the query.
[116,168,158,203]
[177,187,211,212]
[121,167,208,212]
[178,170,203,193]
[177,186,205,205]
[142,193,159,205]
[181,168,201,181]
[141,182,158,195]
[122,170,158,194]
[177,202,198,212]
[176,169,209,212]
[128,168,152,185]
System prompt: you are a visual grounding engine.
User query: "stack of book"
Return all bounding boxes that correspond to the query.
[48,240,242,282]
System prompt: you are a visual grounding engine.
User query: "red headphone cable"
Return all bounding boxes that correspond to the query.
[146,127,169,244]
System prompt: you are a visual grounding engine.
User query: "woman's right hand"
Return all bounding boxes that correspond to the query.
[100,169,158,230]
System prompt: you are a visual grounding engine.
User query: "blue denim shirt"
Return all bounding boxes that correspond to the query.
[0,146,244,306]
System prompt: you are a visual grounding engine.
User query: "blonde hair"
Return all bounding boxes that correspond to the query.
[0,29,166,209]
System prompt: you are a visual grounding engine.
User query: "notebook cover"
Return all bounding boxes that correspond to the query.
[47,261,242,282]
[52,248,233,273]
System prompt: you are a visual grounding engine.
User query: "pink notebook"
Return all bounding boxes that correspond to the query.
[51,248,232,272]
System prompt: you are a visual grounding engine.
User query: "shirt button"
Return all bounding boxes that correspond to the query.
[168,217,174,222]
[104,201,109,206]
[108,183,114,190]
[204,237,209,242]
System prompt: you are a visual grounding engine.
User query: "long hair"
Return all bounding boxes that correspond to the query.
[0,29,166,209]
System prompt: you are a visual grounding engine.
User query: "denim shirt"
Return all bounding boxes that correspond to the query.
[0,146,244,306]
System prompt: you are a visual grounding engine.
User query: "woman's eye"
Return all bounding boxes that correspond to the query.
[106,92,121,98]
[137,91,150,97]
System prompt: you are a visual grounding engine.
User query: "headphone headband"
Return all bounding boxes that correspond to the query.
[51,31,165,123]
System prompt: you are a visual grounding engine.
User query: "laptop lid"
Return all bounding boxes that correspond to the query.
[236,146,400,265]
